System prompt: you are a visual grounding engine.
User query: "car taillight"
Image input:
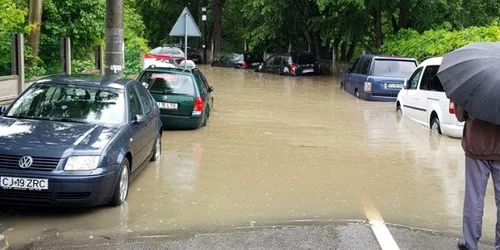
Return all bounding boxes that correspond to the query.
[290,64,297,74]
[364,81,372,92]
[242,61,248,69]
[449,100,455,114]
[194,97,205,111]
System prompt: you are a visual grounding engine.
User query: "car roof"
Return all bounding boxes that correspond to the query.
[33,74,134,89]
[361,54,417,61]
[419,57,442,67]
[142,66,196,76]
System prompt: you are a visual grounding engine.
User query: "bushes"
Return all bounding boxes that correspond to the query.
[381,25,500,62]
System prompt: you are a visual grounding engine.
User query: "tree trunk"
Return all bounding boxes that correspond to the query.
[28,0,43,62]
[211,0,223,58]
[372,8,383,49]
[398,5,409,29]
[346,43,356,62]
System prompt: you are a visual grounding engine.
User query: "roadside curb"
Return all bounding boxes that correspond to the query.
[0,234,8,250]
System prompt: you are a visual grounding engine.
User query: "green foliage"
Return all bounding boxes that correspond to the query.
[381,25,500,62]
[72,60,95,74]
[0,0,30,75]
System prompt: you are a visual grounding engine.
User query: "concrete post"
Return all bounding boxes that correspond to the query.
[332,46,337,75]
[11,33,25,94]
[60,37,71,75]
[105,0,124,77]
[95,45,104,75]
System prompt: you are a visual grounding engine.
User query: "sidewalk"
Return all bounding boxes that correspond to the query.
[9,221,495,250]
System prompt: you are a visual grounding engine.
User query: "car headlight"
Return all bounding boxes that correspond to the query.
[65,156,100,171]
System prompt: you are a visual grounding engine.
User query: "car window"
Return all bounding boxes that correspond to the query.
[245,53,262,61]
[273,56,281,66]
[425,66,444,92]
[134,85,153,115]
[160,48,170,55]
[350,57,360,73]
[355,57,371,75]
[220,53,231,62]
[151,47,162,54]
[372,59,417,78]
[294,55,317,64]
[7,83,125,124]
[265,56,275,65]
[140,71,196,96]
[128,86,143,119]
[172,48,183,56]
[408,67,423,90]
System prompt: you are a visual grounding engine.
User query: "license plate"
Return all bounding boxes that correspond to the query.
[303,68,314,73]
[157,102,178,110]
[1,176,49,190]
[387,83,403,89]
[252,62,260,66]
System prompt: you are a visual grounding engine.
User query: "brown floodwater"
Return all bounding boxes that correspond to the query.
[0,65,497,246]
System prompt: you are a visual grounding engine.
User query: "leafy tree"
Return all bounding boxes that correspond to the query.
[0,0,30,75]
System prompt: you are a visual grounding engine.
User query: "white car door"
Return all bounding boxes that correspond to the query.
[402,67,423,121]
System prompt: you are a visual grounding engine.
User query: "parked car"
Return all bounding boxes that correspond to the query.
[150,45,186,65]
[396,57,464,138]
[211,52,263,69]
[0,75,163,207]
[255,53,321,76]
[162,44,203,63]
[341,55,418,101]
[137,62,214,129]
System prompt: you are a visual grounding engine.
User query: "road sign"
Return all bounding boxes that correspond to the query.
[170,7,202,37]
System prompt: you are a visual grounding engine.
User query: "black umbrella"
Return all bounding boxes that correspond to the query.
[437,42,500,125]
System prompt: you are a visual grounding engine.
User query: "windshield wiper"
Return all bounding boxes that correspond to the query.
[55,118,88,124]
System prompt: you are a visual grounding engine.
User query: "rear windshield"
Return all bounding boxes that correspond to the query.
[139,72,195,96]
[293,55,317,64]
[372,59,417,77]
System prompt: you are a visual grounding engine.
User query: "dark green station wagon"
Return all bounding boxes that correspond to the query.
[137,65,214,129]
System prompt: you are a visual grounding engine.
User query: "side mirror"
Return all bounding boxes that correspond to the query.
[133,114,145,124]
[0,106,6,116]
[208,86,214,93]
[403,79,409,89]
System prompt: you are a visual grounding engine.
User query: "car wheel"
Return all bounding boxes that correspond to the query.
[109,158,130,206]
[354,89,360,98]
[396,102,403,116]
[431,117,442,135]
[201,109,209,127]
[150,136,161,162]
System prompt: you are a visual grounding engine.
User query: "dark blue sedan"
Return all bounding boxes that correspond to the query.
[0,75,162,207]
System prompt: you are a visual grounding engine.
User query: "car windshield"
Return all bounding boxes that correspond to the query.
[372,59,417,77]
[5,83,125,124]
[140,72,195,96]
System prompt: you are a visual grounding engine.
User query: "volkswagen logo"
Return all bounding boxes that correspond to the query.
[19,156,33,169]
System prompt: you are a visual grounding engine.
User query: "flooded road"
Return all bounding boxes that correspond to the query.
[0,66,497,247]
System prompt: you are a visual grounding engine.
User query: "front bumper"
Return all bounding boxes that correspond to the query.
[0,169,117,207]
[160,114,202,129]
[361,92,397,102]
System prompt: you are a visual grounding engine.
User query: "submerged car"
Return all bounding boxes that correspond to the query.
[255,53,321,76]
[211,52,263,69]
[0,75,163,207]
[150,45,186,65]
[137,64,214,129]
[342,55,418,101]
[396,57,464,138]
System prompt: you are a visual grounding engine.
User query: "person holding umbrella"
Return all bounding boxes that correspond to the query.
[438,42,500,250]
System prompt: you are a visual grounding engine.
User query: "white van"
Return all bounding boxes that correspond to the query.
[396,57,464,138]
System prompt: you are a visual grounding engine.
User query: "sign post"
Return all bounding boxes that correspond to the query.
[170,7,202,68]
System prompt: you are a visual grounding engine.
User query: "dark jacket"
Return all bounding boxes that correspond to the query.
[455,104,500,160]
